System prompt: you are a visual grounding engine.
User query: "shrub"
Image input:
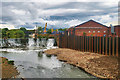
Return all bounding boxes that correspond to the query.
[46,54,51,57]
[8,60,14,65]
[38,52,43,57]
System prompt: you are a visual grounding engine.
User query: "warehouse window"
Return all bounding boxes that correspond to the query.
[89,31,91,33]
[93,31,95,33]
[104,31,106,33]
[98,31,100,33]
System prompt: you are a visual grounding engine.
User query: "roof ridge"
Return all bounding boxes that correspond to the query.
[75,19,108,28]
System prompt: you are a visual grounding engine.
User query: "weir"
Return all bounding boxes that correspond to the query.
[0,38,55,48]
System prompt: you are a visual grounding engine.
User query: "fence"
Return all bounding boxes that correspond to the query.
[59,32,120,57]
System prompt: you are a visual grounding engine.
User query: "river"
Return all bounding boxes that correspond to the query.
[0,38,96,78]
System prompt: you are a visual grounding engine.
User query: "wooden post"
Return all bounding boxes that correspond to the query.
[85,36,86,52]
[94,37,96,53]
[92,37,93,52]
[75,36,76,50]
[97,37,99,53]
[99,37,101,54]
[79,36,80,51]
[81,36,82,51]
[70,35,73,49]
[103,37,104,55]
[83,36,84,52]
[112,36,114,56]
[89,36,91,52]
[73,35,74,49]
[79,36,80,50]
[105,36,108,55]
[78,36,79,50]
[87,36,88,52]
[116,37,118,57]
[109,37,111,56]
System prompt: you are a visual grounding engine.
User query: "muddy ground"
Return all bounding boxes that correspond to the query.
[0,57,19,79]
[44,48,120,79]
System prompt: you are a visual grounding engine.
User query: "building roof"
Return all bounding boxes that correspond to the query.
[75,19,108,28]
[114,25,120,27]
[108,25,120,28]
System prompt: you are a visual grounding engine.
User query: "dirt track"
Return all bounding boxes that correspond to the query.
[44,48,120,79]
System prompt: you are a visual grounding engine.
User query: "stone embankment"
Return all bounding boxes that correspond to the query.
[44,48,120,79]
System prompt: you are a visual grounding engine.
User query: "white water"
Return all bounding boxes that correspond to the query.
[47,39,55,49]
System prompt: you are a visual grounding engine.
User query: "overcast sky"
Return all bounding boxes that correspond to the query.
[0,0,119,29]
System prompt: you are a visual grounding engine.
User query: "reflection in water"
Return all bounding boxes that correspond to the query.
[38,52,43,57]
[33,38,37,46]
[0,38,97,78]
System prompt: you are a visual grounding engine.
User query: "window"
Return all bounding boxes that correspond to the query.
[93,31,95,33]
[104,31,106,33]
[98,31,100,33]
[89,31,91,33]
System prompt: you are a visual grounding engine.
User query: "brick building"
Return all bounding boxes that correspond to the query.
[67,20,120,37]
[108,25,120,37]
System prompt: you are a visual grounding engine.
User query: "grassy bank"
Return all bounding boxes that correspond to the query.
[44,48,119,79]
[0,57,19,79]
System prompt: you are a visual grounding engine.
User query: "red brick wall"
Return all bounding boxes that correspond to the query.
[108,27,120,37]
[74,20,108,36]
[75,28,108,36]
[67,20,120,37]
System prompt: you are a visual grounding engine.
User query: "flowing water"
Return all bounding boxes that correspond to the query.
[0,38,96,78]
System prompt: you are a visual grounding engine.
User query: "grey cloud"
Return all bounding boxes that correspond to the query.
[1,2,118,29]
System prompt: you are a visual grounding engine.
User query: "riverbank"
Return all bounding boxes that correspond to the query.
[44,48,120,79]
[0,57,19,79]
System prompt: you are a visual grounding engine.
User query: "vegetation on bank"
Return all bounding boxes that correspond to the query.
[1,27,67,39]
[2,28,26,39]
[0,57,19,78]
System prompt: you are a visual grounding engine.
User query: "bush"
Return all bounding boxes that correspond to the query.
[8,60,14,65]
[46,54,51,57]
[38,52,43,57]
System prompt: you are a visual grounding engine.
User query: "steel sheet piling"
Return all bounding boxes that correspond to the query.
[59,32,119,57]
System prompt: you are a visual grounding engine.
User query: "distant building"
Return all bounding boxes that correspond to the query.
[51,29,64,34]
[108,25,120,37]
[67,20,120,37]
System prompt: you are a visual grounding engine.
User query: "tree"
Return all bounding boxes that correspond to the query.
[6,30,25,38]
[0,28,2,38]
[47,29,52,34]
[37,27,43,34]
[6,30,15,38]
[58,28,63,31]
[2,28,9,38]
[15,30,25,38]
[20,27,26,32]
[83,32,86,36]
[58,28,68,31]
